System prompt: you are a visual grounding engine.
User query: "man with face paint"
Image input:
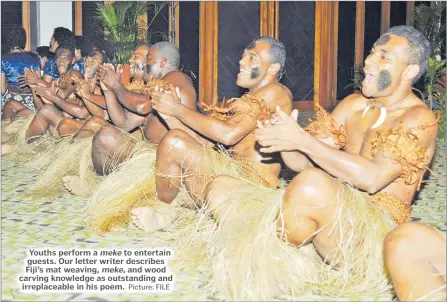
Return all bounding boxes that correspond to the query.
[192,26,442,300]
[61,41,199,197]
[128,36,293,232]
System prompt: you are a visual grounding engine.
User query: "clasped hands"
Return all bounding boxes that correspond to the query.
[34,82,59,104]
[255,106,312,153]
[96,63,123,92]
[150,85,182,119]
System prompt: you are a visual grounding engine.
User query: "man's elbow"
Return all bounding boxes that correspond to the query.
[221,132,241,146]
[135,103,151,115]
[358,177,382,194]
[77,110,90,120]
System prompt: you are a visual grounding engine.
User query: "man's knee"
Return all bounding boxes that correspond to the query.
[157,129,193,156]
[384,222,425,263]
[204,175,236,204]
[93,126,120,151]
[36,104,57,118]
[3,100,24,112]
[284,167,333,206]
[84,117,107,130]
[57,118,78,135]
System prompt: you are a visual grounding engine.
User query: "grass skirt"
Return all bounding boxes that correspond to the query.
[176,179,396,300]
[1,114,56,162]
[86,142,159,233]
[85,145,280,233]
[25,128,146,200]
[26,136,99,200]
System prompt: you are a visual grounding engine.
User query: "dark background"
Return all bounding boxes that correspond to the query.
[1,1,442,102]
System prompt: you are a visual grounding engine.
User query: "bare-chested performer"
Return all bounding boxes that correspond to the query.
[130,36,293,232]
[53,50,109,138]
[63,41,198,196]
[58,44,151,142]
[199,26,439,299]
[25,44,86,141]
[26,45,153,199]
[384,222,446,301]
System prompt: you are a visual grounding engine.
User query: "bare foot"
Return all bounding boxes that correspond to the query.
[131,206,176,232]
[62,175,91,196]
[1,144,14,155]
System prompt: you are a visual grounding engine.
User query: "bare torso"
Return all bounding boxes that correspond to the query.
[311,93,437,263]
[230,83,293,179]
[142,112,167,143]
[343,93,437,204]
[142,70,197,144]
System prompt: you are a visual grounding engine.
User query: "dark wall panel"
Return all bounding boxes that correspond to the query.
[72,2,76,33]
[1,1,22,54]
[217,1,260,100]
[363,1,382,59]
[179,1,200,95]
[390,1,407,27]
[278,2,315,101]
[148,4,169,44]
[82,1,103,39]
[337,1,356,100]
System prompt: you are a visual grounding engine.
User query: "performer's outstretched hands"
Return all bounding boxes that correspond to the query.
[151,85,182,119]
[255,106,311,153]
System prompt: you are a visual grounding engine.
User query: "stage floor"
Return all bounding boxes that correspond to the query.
[1,140,445,301]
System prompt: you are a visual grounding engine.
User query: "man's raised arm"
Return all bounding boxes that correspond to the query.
[98,65,152,116]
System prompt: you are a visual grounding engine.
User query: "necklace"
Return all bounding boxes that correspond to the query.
[361,100,386,129]
[361,96,408,129]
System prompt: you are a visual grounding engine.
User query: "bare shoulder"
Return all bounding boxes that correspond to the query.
[334,93,368,112]
[162,70,197,108]
[401,102,438,131]
[253,82,293,112]
[331,93,369,122]
[162,70,194,89]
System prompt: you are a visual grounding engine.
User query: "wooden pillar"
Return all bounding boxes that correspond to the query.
[74,1,82,36]
[406,2,415,26]
[260,1,279,38]
[380,1,391,35]
[199,2,218,108]
[22,1,31,51]
[331,2,339,104]
[355,1,365,66]
[314,1,339,111]
[168,2,180,46]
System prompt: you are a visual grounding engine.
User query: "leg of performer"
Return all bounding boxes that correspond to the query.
[384,222,446,301]
[26,104,64,140]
